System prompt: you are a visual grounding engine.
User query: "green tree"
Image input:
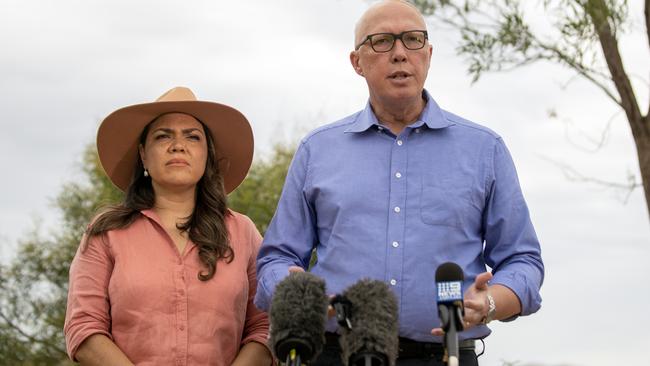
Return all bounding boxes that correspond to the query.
[229,143,296,234]
[411,0,650,219]
[0,142,295,364]
[0,146,119,365]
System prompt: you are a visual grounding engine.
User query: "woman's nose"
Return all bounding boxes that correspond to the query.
[169,138,186,152]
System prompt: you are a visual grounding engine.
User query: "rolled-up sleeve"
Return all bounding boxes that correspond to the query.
[254,141,318,311]
[241,220,271,352]
[63,235,114,361]
[484,138,544,317]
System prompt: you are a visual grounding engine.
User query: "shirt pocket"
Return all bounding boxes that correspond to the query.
[420,184,474,228]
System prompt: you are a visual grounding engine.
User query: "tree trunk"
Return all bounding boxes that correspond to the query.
[633,117,650,219]
[586,0,650,221]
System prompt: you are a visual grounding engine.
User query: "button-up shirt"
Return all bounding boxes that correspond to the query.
[65,209,269,365]
[255,91,544,342]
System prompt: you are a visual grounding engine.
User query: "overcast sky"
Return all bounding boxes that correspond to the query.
[1,0,649,365]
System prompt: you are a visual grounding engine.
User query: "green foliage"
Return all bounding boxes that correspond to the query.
[411,0,629,83]
[0,145,120,365]
[229,143,296,235]
[0,142,296,364]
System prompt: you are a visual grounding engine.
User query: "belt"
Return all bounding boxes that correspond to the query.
[325,333,475,359]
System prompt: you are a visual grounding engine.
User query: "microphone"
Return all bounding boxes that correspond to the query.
[335,279,399,366]
[269,271,328,365]
[435,262,465,366]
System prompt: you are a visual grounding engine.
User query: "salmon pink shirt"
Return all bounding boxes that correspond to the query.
[64,209,270,366]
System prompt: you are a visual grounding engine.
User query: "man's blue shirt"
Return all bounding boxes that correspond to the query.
[255,91,544,342]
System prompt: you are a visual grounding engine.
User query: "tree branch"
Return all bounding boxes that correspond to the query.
[645,0,650,50]
[537,41,622,106]
[586,0,643,136]
[540,155,641,204]
[0,309,67,356]
[643,0,650,117]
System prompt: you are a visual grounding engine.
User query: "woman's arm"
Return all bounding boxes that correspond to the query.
[75,334,134,366]
[64,235,127,363]
[233,217,274,365]
[231,341,273,366]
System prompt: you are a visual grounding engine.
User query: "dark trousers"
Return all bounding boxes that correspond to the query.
[311,335,479,366]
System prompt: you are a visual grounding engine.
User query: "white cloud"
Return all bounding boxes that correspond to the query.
[0,0,648,365]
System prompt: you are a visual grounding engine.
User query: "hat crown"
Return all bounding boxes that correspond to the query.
[155,87,197,102]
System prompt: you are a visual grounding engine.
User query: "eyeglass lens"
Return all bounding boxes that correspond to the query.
[370,31,426,52]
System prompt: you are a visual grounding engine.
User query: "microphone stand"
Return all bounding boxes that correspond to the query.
[439,302,464,366]
[277,338,313,366]
[284,349,301,366]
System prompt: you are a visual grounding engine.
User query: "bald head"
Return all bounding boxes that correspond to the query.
[354,0,427,47]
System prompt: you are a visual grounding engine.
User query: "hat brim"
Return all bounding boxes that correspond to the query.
[97,100,253,194]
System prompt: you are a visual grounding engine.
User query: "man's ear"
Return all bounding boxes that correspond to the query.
[349,51,364,76]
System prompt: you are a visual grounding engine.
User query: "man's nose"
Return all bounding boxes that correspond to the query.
[391,39,408,63]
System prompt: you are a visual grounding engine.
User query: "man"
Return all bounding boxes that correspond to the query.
[255,1,544,365]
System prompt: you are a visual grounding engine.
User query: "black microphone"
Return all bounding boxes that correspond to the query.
[435,262,465,366]
[269,271,328,365]
[336,279,399,366]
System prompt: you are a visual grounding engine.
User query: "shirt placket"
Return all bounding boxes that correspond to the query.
[175,258,188,366]
[386,130,408,303]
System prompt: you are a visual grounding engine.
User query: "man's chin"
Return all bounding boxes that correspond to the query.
[380,88,422,103]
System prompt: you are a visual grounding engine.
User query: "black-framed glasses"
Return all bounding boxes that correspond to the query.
[355,30,428,52]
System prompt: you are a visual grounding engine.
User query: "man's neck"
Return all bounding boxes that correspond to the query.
[370,94,426,135]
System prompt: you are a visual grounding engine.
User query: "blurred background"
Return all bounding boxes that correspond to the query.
[1,0,648,365]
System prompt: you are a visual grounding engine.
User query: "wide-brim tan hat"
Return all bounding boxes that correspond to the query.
[97,86,253,194]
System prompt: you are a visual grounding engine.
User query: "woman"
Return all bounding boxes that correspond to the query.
[64,87,272,365]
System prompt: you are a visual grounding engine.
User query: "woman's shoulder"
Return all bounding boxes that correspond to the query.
[85,209,149,242]
[226,209,256,232]
[226,209,262,248]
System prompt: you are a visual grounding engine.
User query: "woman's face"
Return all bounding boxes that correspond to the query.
[139,112,208,192]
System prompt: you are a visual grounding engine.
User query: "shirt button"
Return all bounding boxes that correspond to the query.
[390,279,397,286]
[179,325,185,331]
[395,172,402,178]
[392,241,399,248]
[415,128,420,133]
[397,140,403,146]
[394,206,401,213]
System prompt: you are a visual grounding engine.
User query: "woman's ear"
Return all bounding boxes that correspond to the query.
[138,144,146,169]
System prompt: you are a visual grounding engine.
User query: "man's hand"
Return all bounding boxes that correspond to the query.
[461,271,492,328]
[431,271,493,336]
[288,266,305,273]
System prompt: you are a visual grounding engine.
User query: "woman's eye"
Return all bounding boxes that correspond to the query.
[155,134,170,140]
[188,135,201,141]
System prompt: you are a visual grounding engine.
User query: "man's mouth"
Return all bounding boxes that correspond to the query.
[388,71,411,80]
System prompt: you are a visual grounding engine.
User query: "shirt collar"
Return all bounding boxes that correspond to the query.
[140,209,197,251]
[345,89,453,133]
[140,208,160,224]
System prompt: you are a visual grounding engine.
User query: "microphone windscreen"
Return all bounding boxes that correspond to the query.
[269,271,328,362]
[339,279,399,366]
[435,262,464,282]
[435,262,464,305]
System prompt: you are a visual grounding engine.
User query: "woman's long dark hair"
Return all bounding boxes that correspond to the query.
[85,117,233,281]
